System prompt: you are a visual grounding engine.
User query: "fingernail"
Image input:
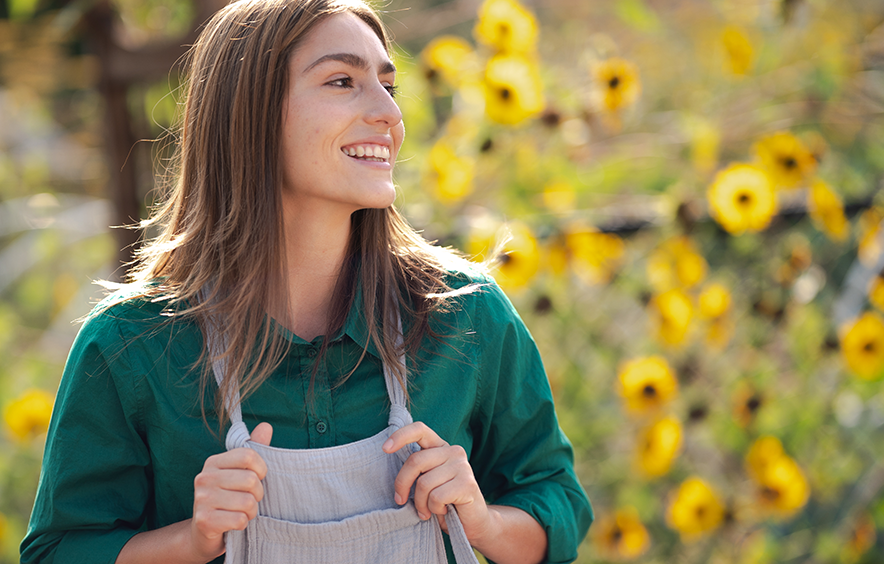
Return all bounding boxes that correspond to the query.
[382,439,393,452]
[394,492,403,505]
[418,512,428,520]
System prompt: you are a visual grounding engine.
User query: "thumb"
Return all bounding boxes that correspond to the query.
[250,422,273,446]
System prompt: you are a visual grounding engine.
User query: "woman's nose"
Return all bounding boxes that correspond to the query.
[366,83,402,128]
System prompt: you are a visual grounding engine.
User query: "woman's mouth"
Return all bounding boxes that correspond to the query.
[341,144,390,162]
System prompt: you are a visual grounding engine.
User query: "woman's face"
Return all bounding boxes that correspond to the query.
[279,11,404,218]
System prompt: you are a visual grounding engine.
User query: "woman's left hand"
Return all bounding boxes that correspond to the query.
[382,421,494,544]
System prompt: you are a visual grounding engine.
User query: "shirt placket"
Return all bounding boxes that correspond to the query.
[302,343,335,448]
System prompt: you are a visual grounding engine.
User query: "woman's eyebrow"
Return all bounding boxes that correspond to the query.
[304,52,396,75]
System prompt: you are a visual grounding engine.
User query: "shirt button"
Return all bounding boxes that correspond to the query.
[316,420,327,434]
[307,347,318,358]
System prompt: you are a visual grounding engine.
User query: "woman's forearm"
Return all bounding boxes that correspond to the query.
[115,519,222,564]
[470,505,548,564]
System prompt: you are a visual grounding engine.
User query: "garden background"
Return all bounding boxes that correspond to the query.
[2,0,884,562]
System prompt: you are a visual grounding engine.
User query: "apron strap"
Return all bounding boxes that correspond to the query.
[445,505,481,564]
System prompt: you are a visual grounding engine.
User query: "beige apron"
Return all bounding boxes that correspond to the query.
[205,313,480,563]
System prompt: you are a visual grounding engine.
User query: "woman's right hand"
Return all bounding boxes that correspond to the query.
[189,422,273,561]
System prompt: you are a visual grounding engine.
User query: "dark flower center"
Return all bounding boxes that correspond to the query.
[500,87,512,101]
[642,384,657,398]
[736,190,753,207]
[498,23,511,37]
[747,395,762,412]
[864,340,877,353]
[782,156,797,169]
[611,527,623,542]
[695,505,707,519]
[609,76,621,89]
[498,253,513,265]
[761,486,781,501]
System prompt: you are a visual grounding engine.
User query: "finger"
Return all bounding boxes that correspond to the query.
[250,422,273,446]
[193,506,255,538]
[194,468,265,501]
[392,446,453,506]
[411,466,459,520]
[205,447,268,481]
[382,421,447,454]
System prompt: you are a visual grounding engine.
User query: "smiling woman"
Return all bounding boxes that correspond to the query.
[19,1,592,564]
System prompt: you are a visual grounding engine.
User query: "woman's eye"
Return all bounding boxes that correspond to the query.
[328,77,353,88]
[385,84,399,98]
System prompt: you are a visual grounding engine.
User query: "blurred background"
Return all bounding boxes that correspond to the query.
[2,0,884,562]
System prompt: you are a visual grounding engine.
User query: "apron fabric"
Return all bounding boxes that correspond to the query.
[204,313,480,564]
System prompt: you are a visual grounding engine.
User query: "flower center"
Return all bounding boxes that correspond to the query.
[642,384,657,398]
[761,486,781,501]
[747,396,761,412]
[499,87,512,101]
[609,76,621,89]
[864,340,877,354]
[736,190,753,208]
[782,156,797,169]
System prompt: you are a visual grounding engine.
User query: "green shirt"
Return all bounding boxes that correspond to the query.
[21,272,592,564]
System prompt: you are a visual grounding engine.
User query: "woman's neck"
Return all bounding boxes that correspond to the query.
[276,199,353,342]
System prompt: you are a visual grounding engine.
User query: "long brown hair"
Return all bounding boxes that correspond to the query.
[120,0,479,431]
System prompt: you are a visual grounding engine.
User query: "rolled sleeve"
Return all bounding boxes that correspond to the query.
[469,281,593,564]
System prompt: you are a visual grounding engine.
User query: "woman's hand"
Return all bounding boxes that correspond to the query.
[382,422,495,545]
[189,423,273,561]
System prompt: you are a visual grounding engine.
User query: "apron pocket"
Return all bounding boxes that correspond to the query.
[244,503,448,564]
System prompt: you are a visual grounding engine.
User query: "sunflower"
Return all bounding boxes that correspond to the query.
[808,179,848,242]
[651,289,693,346]
[840,312,884,380]
[746,436,809,518]
[732,385,764,428]
[564,227,625,285]
[592,506,651,560]
[473,0,538,54]
[483,53,544,125]
[666,477,726,541]
[4,388,54,441]
[618,356,678,414]
[421,35,478,88]
[428,138,475,204]
[698,283,731,319]
[753,131,817,189]
[707,163,777,235]
[468,221,540,291]
[591,57,641,113]
[721,25,754,75]
[636,416,683,477]
[869,275,884,313]
[646,236,707,291]
[541,180,576,213]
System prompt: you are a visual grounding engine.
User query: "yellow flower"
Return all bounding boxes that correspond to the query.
[858,207,883,267]
[591,57,641,113]
[428,139,475,204]
[698,283,731,319]
[473,0,538,54]
[722,25,754,75]
[0,511,7,548]
[754,453,810,517]
[685,117,720,174]
[666,477,726,541]
[707,163,777,235]
[646,236,707,291]
[636,416,683,477]
[592,506,651,560]
[421,36,478,88]
[808,179,848,242]
[745,436,786,482]
[753,131,817,189]
[746,436,809,517]
[483,53,544,125]
[564,227,625,285]
[732,385,763,428]
[869,275,884,313]
[840,312,884,380]
[651,289,693,346]
[4,388,54,441]
[618,356,678,414]
[468,222,539,291]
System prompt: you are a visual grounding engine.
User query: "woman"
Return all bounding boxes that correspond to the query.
[21,0,592,563]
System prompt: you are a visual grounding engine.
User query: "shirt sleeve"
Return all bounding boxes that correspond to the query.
[468,281,593,564]
[21,307,151,564]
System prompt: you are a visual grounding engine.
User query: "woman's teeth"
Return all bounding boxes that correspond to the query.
[342,145,390,161]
